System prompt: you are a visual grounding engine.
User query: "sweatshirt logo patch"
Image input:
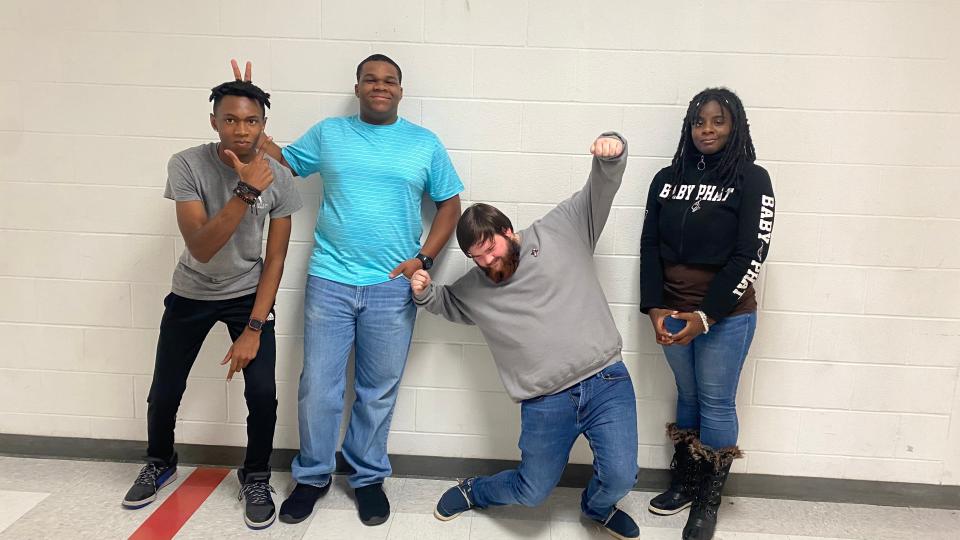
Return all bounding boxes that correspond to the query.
[530,248,539,257]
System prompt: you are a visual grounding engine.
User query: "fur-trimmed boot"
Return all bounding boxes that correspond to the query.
[648,423,699,515]
[682,439,742,540]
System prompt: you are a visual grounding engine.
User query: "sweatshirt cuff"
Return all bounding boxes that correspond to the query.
[698,301,730,325]
[413,284,433,306]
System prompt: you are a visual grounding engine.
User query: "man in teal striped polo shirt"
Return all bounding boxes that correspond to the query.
[253,54,463,525]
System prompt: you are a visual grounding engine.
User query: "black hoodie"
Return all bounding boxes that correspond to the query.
[639,152,775,322]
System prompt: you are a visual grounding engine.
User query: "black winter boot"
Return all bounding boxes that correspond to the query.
[648,423,699,515]
[682,439,742,540]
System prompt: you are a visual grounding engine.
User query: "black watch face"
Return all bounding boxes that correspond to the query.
[248,318,264,331]
[418,254,433,270]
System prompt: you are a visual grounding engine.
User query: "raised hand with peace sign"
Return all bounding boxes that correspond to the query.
[231,58,252,82]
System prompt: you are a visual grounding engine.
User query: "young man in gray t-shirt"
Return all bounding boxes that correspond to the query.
[121,73,302,530]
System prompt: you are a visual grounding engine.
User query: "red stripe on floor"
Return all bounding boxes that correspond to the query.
[128,467,230,540]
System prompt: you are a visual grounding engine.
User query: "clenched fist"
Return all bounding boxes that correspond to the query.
[410,269,432,296]
[589,136,624,159]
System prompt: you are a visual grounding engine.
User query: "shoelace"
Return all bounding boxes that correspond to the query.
[238,481,276,505]
[134,463,162,486]
[456,478,475,507]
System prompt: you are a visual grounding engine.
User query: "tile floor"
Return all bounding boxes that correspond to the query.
[0,456,957,539]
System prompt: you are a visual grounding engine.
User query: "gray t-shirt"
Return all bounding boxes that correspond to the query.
[164,142,303,300]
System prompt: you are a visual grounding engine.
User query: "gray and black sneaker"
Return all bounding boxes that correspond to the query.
[238,470,277,530]
[122,458,177,509]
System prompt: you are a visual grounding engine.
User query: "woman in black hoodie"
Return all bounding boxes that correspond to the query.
[640,88,774,540]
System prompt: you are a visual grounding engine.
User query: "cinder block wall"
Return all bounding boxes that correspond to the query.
[2,0,959,486]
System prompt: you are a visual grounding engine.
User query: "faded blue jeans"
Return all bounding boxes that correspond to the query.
[291,275,416,488]
[661,312,757,449]
[470,361,639,522]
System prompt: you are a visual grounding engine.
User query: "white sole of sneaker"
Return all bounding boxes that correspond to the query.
[121,470,178,509]
[647,500,691,515]
[433,507,465,522]
[245,512,276,530]
[121,497,155,509]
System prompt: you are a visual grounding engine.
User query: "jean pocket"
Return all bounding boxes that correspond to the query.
[599,361,631,381]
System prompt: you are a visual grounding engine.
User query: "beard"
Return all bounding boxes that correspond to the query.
[482,236,521,283]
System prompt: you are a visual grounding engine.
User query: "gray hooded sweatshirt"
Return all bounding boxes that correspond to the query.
[414,134,628,402]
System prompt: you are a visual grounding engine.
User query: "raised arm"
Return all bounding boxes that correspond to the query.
[552,133,627,251]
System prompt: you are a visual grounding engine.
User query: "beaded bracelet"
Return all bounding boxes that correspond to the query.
[694,310,710,334]
[233,184,257,205]
[237,181,262,197]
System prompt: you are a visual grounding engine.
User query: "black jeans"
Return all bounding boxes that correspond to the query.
[146,292,277,474]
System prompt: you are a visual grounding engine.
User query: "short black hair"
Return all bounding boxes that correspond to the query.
[356,54,402,84]
[209,80,271,116]
[671,87,756,189]
[456,203,513,256]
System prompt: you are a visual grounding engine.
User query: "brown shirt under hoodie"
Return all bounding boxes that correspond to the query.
[662,262,757,318]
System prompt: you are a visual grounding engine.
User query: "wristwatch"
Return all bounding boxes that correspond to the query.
[415,252,434,270]
[247,317,265,332]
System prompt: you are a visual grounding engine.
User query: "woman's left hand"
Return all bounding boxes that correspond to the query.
[667,312,707,345]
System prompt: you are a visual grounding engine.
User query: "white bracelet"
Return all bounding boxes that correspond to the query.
[694,310,710,334]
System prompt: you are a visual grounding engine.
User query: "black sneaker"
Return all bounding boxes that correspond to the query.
[278,481,330,524]
[238,470,276,530]
[434,477,476,521]
[596,507,640,540]
[122,458,177,509]
[355,482,390,526]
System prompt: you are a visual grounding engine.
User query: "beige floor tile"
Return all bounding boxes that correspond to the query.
[386,511,471,539]
[0,490,48,534]
[301,508,391,540]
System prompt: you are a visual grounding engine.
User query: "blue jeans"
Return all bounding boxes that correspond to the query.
[470,361,639,522]
[661,312,757,449]
[291,275,416,488]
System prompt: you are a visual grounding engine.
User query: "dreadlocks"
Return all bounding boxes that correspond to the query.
[209,80,271,115]
[670,87,756,189]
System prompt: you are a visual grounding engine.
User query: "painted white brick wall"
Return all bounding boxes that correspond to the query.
[1,0,958,487]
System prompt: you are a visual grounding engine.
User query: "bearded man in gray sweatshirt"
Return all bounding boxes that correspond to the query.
[409,133,640,540]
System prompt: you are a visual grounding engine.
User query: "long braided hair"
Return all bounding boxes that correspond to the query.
[670,87,756,190]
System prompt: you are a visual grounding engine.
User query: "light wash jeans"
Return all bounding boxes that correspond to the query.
[291,275,416,488]
[470,361,639,522]
[661,312,757,448]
